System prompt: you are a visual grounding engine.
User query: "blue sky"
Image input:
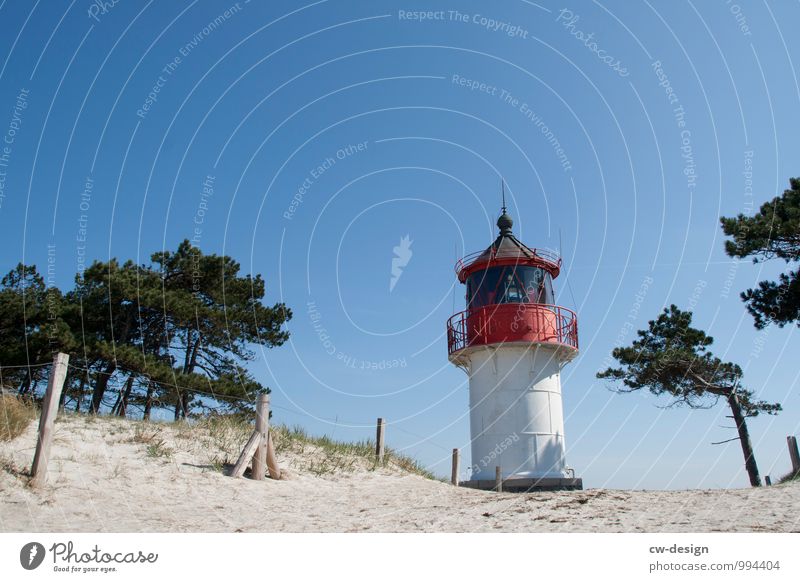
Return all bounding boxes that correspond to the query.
[0,0,798,489]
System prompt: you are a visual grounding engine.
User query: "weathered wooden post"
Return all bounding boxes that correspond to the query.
[266,431,281,480]
[231,431,260,478]
[251,394,269,481]
[375,417,385,465]
[451,448,460,486]
[788,436,800,475]
[231,394,282,480]
[30,353,69,487]
[764,475,772,486]
[495,466,502,493]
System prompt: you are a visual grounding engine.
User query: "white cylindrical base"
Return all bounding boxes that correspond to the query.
[467,344,569,481]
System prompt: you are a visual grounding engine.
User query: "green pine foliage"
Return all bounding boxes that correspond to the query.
[597,305,781,487]
[0,241,291,419]
[721,178,800,328]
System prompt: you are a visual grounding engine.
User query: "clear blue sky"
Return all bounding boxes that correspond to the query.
[0,0,798,489]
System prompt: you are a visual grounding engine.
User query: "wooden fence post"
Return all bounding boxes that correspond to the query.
[231,430,261,478]
[764,475,772,486]
[30,352,69,487]
[266,431,281,480]
[495,466,503,493]
[375,417,385,465]
[451,448,460,486]
[251,394,269,481]
[788,436,800,474]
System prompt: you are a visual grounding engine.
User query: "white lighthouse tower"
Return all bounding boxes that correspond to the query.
[447,208,582,491]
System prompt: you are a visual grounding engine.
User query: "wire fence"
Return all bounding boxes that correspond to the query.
[1,358,454,457]
[66,364,256,409]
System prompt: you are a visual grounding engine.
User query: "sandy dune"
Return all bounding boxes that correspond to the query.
[1,415,797,533]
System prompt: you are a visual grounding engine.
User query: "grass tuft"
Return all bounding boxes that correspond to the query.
[270,423,436,479]
[0,452,25,477]
[145,438,173,459]
[119,413,436,479]
[130,423,163,445]
[0,394,37,442]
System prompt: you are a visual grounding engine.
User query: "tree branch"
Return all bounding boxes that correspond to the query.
[711,437,741,445]
[686,371,734,397]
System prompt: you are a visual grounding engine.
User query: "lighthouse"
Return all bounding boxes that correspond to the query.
[447,207,582,491]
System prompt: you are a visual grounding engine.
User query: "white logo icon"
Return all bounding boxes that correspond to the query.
[390,235,413,292]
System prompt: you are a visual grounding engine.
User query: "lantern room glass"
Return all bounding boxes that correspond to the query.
[466,265,554,309]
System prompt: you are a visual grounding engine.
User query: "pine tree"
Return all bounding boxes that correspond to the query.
[721,177,800,328]
[597,305,781,487]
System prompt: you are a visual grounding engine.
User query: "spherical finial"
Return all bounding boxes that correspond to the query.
[497,211,513,234]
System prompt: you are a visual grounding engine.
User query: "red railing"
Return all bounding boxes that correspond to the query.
[454,247,561,276]
[447,303,578,356]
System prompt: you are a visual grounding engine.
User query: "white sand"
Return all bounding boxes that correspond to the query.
[1,415,797,533]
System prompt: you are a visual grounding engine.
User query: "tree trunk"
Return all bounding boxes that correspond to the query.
[173,391,190,420]
[188,338,200,373]
[74,372,87,412]
[143,381,154,420]
[727,391,761,487]
[182,333,194,374]
[117,374,135,417]
[58,370,73,411]
[173,334,200,421]
[110,391,122,415]
[90,362,116,414]
[17,368,32,395]
[30,379,40,398]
